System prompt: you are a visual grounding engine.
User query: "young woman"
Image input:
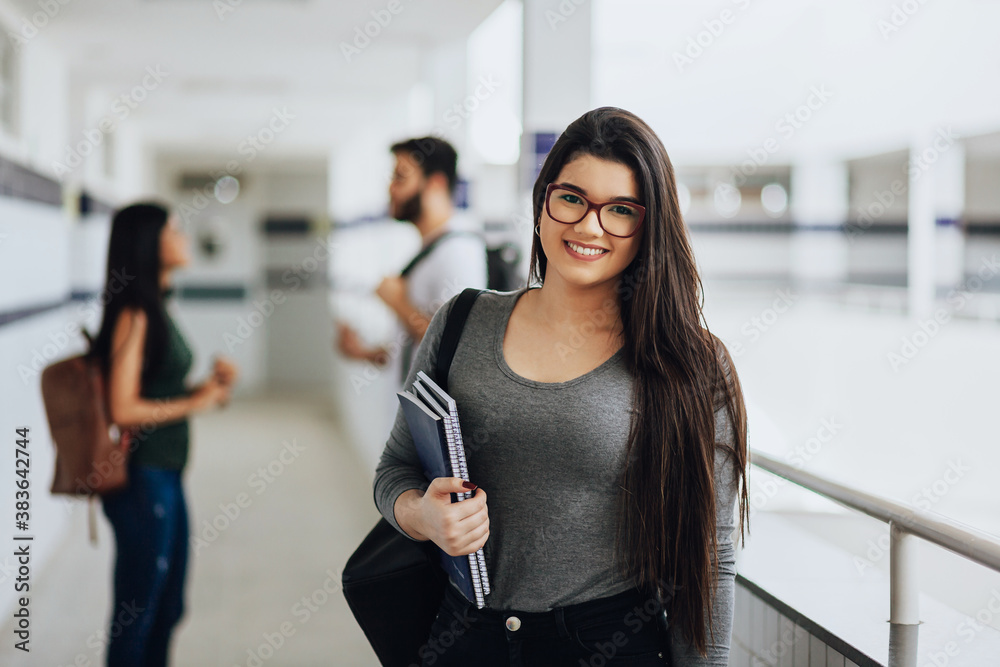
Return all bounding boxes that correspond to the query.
[91,202,238,666]
[373,107,749,666]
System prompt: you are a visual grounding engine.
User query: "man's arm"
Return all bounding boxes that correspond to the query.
[376,276,432,342]
[336,322,391,365]
[378,233,489,343]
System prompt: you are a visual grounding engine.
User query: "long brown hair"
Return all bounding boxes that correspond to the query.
[528,107,749,655]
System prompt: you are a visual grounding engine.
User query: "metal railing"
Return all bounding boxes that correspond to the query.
[750,450,1000,629]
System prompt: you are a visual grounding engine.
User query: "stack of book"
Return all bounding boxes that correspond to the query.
[396,370,491,609]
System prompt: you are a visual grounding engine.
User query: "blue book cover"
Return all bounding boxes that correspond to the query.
[412,380,487,607]
[416,371,491,599]
[396,390,480,607]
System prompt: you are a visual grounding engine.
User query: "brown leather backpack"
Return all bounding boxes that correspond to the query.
[40,331,132,496]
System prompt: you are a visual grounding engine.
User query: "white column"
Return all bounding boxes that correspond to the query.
[933,139,965,292]
[790,160,849,288]
[420,39,468,153]
[907,129,938,320]
[520,0,592,194]
[908,126,966,319]
[113,121,151,201]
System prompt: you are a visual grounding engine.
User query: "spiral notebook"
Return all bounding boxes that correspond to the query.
[396,371,491,609]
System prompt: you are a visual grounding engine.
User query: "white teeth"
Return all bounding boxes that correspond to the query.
[566,241,607,256]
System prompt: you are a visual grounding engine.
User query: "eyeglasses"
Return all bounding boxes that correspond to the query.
[544,183,646,238]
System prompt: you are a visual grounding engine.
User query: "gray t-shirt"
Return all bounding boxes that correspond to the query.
[373,287,740,666]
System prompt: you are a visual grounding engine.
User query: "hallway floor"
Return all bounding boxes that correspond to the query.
[0,392,381,666]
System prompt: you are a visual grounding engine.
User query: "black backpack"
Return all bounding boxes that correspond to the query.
[400,231,522,292]
[342,288,482,666]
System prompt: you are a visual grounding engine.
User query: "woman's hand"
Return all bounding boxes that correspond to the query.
[212,355,240,387]
[190,376,231,412]
[415,477,490,557]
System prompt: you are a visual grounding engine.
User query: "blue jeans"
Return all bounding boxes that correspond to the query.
[419,581,670,666]
[100,463,189,667]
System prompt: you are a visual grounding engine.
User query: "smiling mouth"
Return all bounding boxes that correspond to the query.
[564,240,609,257]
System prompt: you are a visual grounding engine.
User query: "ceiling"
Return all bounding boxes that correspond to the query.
[17,0,504,157]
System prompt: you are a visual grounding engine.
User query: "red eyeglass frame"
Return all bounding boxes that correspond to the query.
[543,182,646,238]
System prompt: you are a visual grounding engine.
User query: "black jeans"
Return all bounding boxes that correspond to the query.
[418,581,671,667]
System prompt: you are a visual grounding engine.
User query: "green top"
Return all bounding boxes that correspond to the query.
[131,308,194,470]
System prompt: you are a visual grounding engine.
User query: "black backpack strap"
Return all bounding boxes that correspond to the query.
[435,288,482,393]
[400,230,484,278]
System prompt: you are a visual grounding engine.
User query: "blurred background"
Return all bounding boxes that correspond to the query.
[0,0,999,665]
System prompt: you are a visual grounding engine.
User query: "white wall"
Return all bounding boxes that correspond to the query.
[151,157,335,396]
[966,158,1000,222]
[691,231,793,282]
[258,168,334,392]
[0,2,121,621]
[848,153,910,223]
[0,197,78,621]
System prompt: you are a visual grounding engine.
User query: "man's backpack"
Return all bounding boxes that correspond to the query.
[40,330,132,497]
[400,230,523,292]
[485,241,522,292]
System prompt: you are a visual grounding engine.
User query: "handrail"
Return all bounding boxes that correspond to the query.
[750,449,1000,628]
[750,450,1000,574]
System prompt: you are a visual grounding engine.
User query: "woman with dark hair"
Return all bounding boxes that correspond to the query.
[373,107,749,666]
[92,202,238,666]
